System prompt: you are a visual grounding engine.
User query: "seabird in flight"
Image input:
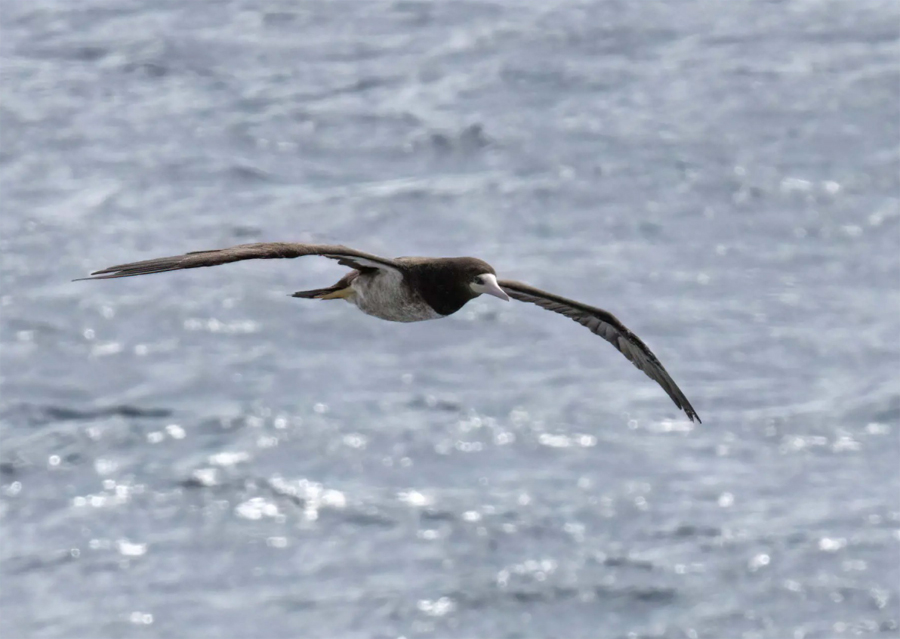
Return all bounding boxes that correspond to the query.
[79,242,700,422]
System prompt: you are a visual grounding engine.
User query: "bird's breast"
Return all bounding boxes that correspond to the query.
[350,271,442,323]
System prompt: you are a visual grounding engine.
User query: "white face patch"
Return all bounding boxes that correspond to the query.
[470,273,510,301]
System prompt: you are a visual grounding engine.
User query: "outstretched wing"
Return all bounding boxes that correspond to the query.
[77,243,401,280]
[498,279,700,423]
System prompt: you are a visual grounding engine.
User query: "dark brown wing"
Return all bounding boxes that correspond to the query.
[76,243,401,280]
[498,279,700,423]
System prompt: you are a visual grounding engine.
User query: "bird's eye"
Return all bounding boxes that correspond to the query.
[474,276,484,285]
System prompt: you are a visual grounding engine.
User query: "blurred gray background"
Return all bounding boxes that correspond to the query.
[2,1,898,637]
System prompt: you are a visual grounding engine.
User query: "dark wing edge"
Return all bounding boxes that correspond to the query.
[75,243,401,280]
[498,279,701,423]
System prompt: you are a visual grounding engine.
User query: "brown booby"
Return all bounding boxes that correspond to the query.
[79,242,700,422]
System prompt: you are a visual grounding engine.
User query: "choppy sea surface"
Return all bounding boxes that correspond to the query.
[2,1,899,637]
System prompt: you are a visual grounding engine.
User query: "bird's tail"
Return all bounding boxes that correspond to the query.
[291,285,353,300]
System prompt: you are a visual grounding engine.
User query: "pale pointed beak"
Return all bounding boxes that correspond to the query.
[479,273,510,301]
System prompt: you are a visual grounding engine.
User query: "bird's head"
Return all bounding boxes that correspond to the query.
[469,272,510,301]
[411,257,510,315]
[462,259,510,302]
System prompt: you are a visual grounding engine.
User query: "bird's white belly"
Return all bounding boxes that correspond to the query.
[348,271,441,322]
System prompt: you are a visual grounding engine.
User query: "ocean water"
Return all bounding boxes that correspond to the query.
[1,1,899,637]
